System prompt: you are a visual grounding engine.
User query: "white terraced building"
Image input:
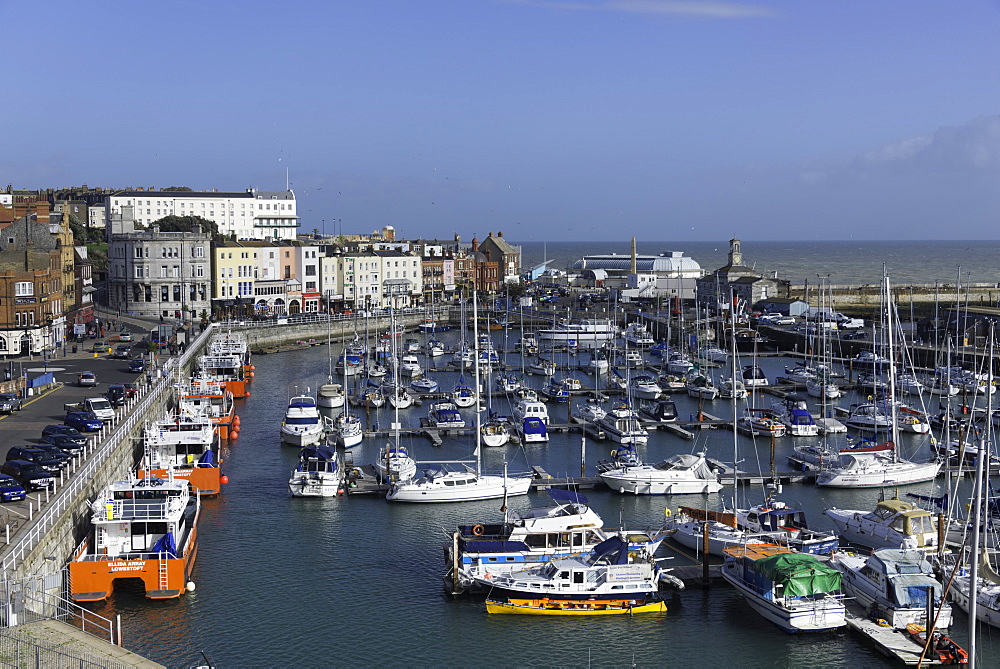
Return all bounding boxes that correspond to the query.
[105,188,299,240]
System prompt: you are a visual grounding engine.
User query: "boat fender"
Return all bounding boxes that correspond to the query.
[472,524,486,536]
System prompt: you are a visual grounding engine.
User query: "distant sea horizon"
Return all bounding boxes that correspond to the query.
[512,239,1000,287]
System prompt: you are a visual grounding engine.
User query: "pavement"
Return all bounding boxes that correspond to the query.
[16,619,165,668]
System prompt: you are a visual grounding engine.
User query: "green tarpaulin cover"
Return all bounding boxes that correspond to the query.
[754,553,842,598]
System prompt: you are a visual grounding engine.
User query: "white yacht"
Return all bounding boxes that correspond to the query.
[316,383,345,410]
[387,463,532,503]
[427,400,466,429]
[599,451,722,495]
[373,444,417,483]
[769,394,818,437]
[571,397,607,424]
[815,443,940,488]
[843,403,892,432]
[685,374,719,401]
[622,322,655,348]
[280,395,324,447]
[595,402,648,445]
[537,318,619,348]
[512,397,550,443]
[329,411,363,449]
[288,446,344,497]
[629,374,662,400]
[824,499,939,551]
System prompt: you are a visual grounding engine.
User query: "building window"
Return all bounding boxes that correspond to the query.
[15,282,33,297]
[194,247,204,258]
[196,265,204,277]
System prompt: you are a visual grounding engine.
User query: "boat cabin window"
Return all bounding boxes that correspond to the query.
[906,515,936,535]
[573,572,585,584]
[558,571,569,580]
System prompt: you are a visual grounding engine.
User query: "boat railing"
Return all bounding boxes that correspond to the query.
[75,549,183,564]
[91,496,188,522]
[0,326,223,573]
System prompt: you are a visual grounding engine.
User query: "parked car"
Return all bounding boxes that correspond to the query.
[128,357,146,373]
[38,433,86,457]
[0,392,23,413]
[78,371,98,387]
[21,444,72,469]
[64,411,103,432]
[1,460,55,492]
[5,447,66,473]
[41,425,86,442]
[113,344,133,359]
[0,475,27,502]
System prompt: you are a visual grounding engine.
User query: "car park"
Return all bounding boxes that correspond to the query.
[5,447,66,473]
[64,411,103,432]
[78,371,98,387]
[128,357,147,373]
[0,392,23,413]
[39,433,86,457]
[0,475,27,502]
[1,461,55,492]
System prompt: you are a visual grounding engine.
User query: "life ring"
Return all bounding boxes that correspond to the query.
[472,524,486,536]
[663,508,672,517]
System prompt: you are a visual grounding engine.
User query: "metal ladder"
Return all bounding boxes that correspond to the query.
[158,552,169,591]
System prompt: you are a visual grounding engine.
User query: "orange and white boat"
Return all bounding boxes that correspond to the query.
[198,350,251,398]
[178,378,239,440]
[207,333,255,395]
[137,412,224,495]
[69,476,199,602]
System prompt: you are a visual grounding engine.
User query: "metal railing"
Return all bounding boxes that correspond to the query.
[0,629,131,669]
[0,325,215,573]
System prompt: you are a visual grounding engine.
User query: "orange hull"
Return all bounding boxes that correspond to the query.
[224,378,248,398]
[137,467,221,495]
[69,525,198,602]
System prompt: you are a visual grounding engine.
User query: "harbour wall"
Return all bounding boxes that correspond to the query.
[785,282,1000,315]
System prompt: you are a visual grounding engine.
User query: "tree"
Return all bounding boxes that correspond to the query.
[162,186,193,191]
[150,215,220,237]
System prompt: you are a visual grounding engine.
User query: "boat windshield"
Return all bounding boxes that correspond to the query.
[285,417,319,425]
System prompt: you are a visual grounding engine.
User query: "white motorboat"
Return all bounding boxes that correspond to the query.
[427,400,466,429]
[637,399,678,423]
[537,318,619,348]
[769,394,818,437]
[629,374,662,400]
[571,398,607,424]
[480,414,511,447]
[599,451,722,495]
[815,442,940,488]
[448,489,665,594]
[896,373,925,396]
[742,365,769,388]
[473,534,665,602]
[280,395,324,447]
[831,548,953,629]
[595,402,648,445]
[685,374,719,401]
[288,446,344,497]
[622,322,656,348]
[719,377,748,400]
[698,345,729,365]
[527,358,556,377]
[824,498,939,551]
[783,365,817,385]
[721,543,845,633]
[737,409,786,437]
[328,411,363,448]
[452,345,475,369]
[410,376,439,394]
[316,383,346,410]
[373,443,417,483]
[387,463,532,503]
[512,397,549,443]
[843,403,892,432]
[397,354,422,377]
[451,379,476,407]
[665,353,694,375]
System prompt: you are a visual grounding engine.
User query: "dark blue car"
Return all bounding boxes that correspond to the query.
[0,475,26,502]
[64,411,103,432]
[128,357,146,373]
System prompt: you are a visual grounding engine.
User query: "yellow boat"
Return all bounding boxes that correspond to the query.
[485,598,667,616]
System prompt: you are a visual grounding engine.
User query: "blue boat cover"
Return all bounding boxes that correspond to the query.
[151,531,178,558]
[549,489,588,505]
[197,450,215,467]
[591,535,629,565]
[302,446,337,461]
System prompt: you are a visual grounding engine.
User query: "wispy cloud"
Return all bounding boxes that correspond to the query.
[504,0,775,19]
[857,114,1000,173]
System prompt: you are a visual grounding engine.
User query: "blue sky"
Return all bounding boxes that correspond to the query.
[5,0,1000,242]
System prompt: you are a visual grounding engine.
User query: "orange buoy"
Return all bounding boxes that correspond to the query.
[233,415,241,425]
[250,365,256,370]
[220,475,229,485]
[248,372,255,378]
[244,390,251,397]
[229,430,239,439]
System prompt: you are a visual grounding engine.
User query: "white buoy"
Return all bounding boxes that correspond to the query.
[186,581,196,592]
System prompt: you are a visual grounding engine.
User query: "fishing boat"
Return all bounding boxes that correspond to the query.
[720,543,845,633]
[824,498,939,551]
[599,451,723,495]
[485,598,667,615]
[831,548,953,629]
[138,412,223,495]
[279,394,324,447]
[198,349,251,398]
[69,476,198,602]
[473,535,666,602]
[595,402,648,444]
[288,445,344,497]
[446,488,665,594]
[427,400,466,429]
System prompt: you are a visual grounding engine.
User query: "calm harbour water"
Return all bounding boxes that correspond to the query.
[84,240,1000,667]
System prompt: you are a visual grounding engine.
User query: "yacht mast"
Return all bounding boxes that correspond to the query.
[472,289,483,475]
[884,272,900,461]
